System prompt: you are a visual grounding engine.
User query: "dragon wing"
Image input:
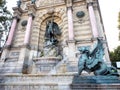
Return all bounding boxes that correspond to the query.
[90,38,104,61]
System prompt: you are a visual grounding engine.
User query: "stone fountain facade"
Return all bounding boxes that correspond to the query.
[0,0,115,90]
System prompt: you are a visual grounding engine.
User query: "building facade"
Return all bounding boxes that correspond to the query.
[0,0,111,89]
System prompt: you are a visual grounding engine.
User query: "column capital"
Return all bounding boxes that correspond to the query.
[27,3,37,16]
[12,15,20,21]
[66,0,73,7]
[28,13,35,19]
[87,2,93,9]
[67,6,73,12]
[86,0,93,3]
[12,7,22,19]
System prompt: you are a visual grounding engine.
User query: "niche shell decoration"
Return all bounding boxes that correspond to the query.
[76,11,85,18]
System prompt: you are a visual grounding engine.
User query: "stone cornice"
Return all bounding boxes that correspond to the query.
[86,0,97,9]
[21,44,31,49]
[67,40,76,44]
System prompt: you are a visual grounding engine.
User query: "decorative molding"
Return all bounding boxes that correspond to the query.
[19,44,31,49]
[67,40,76,44]
[36,0,65,8]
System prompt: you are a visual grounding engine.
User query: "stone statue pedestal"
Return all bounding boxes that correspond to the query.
[43,46,59,57]
[33,57,61,73]
[71,75,120,90]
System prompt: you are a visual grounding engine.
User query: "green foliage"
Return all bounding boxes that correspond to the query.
[0,0,12,47]
[110,46,120,62]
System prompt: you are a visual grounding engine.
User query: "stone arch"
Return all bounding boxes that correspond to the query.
[39,16,62,48]
[38,12,64,51]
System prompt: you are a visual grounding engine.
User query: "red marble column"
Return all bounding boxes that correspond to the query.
[67,7,74,40]
[88,2,99,38]
[24,14,33,45]
[6,17,18,46]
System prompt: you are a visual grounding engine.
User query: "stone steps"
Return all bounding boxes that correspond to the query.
[0,74,120,90]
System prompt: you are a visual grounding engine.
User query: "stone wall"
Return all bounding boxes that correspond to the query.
[0,74,74,90]
[0,74,120,90]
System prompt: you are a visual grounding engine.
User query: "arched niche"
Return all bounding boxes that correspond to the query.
[38,15,63,53]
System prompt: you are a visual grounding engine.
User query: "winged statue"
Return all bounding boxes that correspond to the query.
[78,38,118,76]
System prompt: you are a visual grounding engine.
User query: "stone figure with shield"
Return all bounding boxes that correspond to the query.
[40,18,61,57]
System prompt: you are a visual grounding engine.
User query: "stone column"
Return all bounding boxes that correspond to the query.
[6,17,18,46]
[66,1,77,71]
[24,14,34,45]
[87,1,111,64]
[0,7,22,62]
[1,17,18,60]
[67,6,74,40]
[88,2,99,38]
[18,4,36,74]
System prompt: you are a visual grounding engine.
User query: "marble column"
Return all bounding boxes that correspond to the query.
[24,14,33,45]
[66,6,77,70]
[67,7,74,40]
[88,2,99,38]
[6,17,18,46]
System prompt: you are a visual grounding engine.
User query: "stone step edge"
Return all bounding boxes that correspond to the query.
[0,73,77,76]
[0,83,71,85]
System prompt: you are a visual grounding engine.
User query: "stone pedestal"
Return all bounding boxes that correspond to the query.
[33,57,61,73]
[71,75,120,90]
[67,40,76,64]
[67,40,78,72]
[18,46,30,74]
[0,74,74,90]
[0,74,120,90]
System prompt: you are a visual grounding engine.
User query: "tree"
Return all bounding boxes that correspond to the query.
[109,46,120,62]
[109,46,120,67]
[0,0,12,48]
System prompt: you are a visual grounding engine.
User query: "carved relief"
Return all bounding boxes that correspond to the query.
[20,1,30,10]
[36,0,65,7]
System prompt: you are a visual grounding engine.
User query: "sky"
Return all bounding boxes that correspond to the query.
[6,0,120,51]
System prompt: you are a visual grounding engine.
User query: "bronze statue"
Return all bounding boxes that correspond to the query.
[31,0,36,4]
[17,0,21,8]
[45,20,61,46]
[78,38,118,76]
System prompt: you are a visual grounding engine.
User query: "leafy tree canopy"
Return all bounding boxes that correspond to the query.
[0,0,12,47]
[110,46,120,62]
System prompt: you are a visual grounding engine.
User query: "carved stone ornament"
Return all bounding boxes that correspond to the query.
[76,11,85,18]
[21,20,27,26]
